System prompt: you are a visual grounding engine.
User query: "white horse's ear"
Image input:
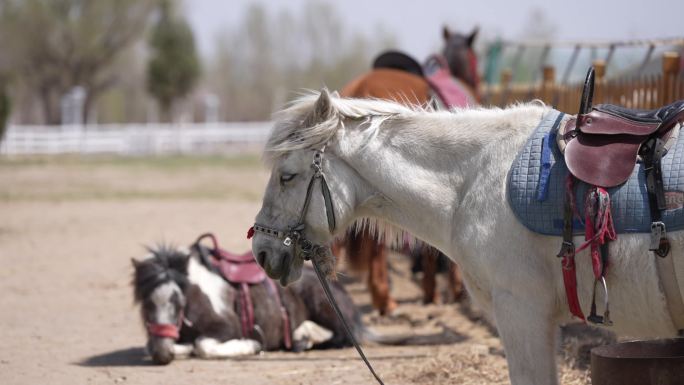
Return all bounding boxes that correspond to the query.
[442,25,451,41]
[314,88,334,119]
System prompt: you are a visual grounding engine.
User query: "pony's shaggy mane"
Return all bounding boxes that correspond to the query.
[132,244,190,303]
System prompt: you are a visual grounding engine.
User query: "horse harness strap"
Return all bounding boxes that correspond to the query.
[193,233,293,350]
[250,147,386,385]
[146,308,188,340]
[557,67,684,331]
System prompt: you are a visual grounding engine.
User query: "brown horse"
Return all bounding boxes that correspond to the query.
[334,26,479,315]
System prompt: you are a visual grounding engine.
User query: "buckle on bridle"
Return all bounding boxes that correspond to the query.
[557,241,575,258]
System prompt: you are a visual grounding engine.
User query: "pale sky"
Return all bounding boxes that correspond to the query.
[186,0,684,60]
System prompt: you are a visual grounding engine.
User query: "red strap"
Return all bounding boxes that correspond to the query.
[559,175,585,320]
[146,323,180,339]
[146,309,184,340]
[561,255,585,320]
[576,188,617,279]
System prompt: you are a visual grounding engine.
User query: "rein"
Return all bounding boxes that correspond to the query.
[250,146,386,385]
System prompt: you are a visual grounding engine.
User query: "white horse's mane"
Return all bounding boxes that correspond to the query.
[265,91,546,161]
[265,92,424,159]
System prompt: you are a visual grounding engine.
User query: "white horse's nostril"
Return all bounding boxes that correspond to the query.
[257,251,267,266]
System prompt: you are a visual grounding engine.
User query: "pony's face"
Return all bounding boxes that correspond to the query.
[142,281,185,364]
[442,26,479,88]
[132,252,189,364]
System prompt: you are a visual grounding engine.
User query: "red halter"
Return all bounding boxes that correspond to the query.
[146,309,185,340]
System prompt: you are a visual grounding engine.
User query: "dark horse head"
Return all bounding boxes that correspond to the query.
[442,26,479,92]
[131,246,190,365]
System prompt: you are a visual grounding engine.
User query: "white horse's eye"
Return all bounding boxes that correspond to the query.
[280,173,297,183]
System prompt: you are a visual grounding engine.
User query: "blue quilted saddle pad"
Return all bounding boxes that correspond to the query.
[507,109,684,236]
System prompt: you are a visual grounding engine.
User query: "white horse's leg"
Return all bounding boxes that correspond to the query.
[171,343,194,359]
[492,289,559,385]
[194,337,261,359]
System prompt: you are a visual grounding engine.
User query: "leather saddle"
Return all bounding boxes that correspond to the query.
[372,50,476,108]
[191,233,292,349]
[194,233,266,284]
[554,68,684,325]
[373,50,424,77]
[560,68,684,188]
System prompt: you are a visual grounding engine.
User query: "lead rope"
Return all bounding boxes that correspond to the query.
[308,252,386,385]
[250,146,384,384]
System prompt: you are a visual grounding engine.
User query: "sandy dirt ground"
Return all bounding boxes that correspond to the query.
[0,155,604,385]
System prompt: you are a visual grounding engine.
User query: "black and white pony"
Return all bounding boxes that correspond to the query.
[132,244,362,364]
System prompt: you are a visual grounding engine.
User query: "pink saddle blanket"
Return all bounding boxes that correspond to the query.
[423,54,477,108]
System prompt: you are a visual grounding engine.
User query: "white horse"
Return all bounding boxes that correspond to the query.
[251,89,683,385]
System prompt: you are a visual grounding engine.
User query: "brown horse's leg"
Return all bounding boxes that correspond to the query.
[331,238,344,269]
[422,246,440,304]
[447,261,466,302]
[365,233,396,315]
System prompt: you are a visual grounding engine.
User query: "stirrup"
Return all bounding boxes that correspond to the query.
[649,221,670,257]
[587,276,612,326]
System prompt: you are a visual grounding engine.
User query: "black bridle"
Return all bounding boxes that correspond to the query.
[252,147,336,261]
[251,146,385,385]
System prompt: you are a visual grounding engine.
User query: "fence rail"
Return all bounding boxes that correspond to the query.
[483,51,683,111]
[0,122,272,156]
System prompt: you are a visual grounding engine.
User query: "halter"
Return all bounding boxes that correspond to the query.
[249,146,386,385]
[250,146,336,262]
[146,309,190,340]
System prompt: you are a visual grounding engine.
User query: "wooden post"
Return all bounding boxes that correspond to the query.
[592,59,606,104]
[500,69,512,106]
[662,51,681,105]
[541,65,556,105]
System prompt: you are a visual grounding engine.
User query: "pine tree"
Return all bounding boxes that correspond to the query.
[146,0,200,122]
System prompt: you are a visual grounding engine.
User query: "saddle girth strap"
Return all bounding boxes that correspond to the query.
[642,137,670,256]
[643,138,684,331]
[238,283,255,338]
[265,279,292,350]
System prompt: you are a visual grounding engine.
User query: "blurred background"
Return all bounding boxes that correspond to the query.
[0,0,682,129]
[1,2,683,384]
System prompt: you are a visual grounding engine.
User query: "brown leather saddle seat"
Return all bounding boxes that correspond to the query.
[194,233,266,284]
[215,250,265,284]
[561,69,684,188]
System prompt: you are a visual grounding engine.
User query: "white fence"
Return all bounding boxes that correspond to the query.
[0,122,272,156]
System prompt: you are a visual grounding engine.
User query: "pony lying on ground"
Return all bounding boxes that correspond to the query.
[251,90,684,385]
[132,244,362,364]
